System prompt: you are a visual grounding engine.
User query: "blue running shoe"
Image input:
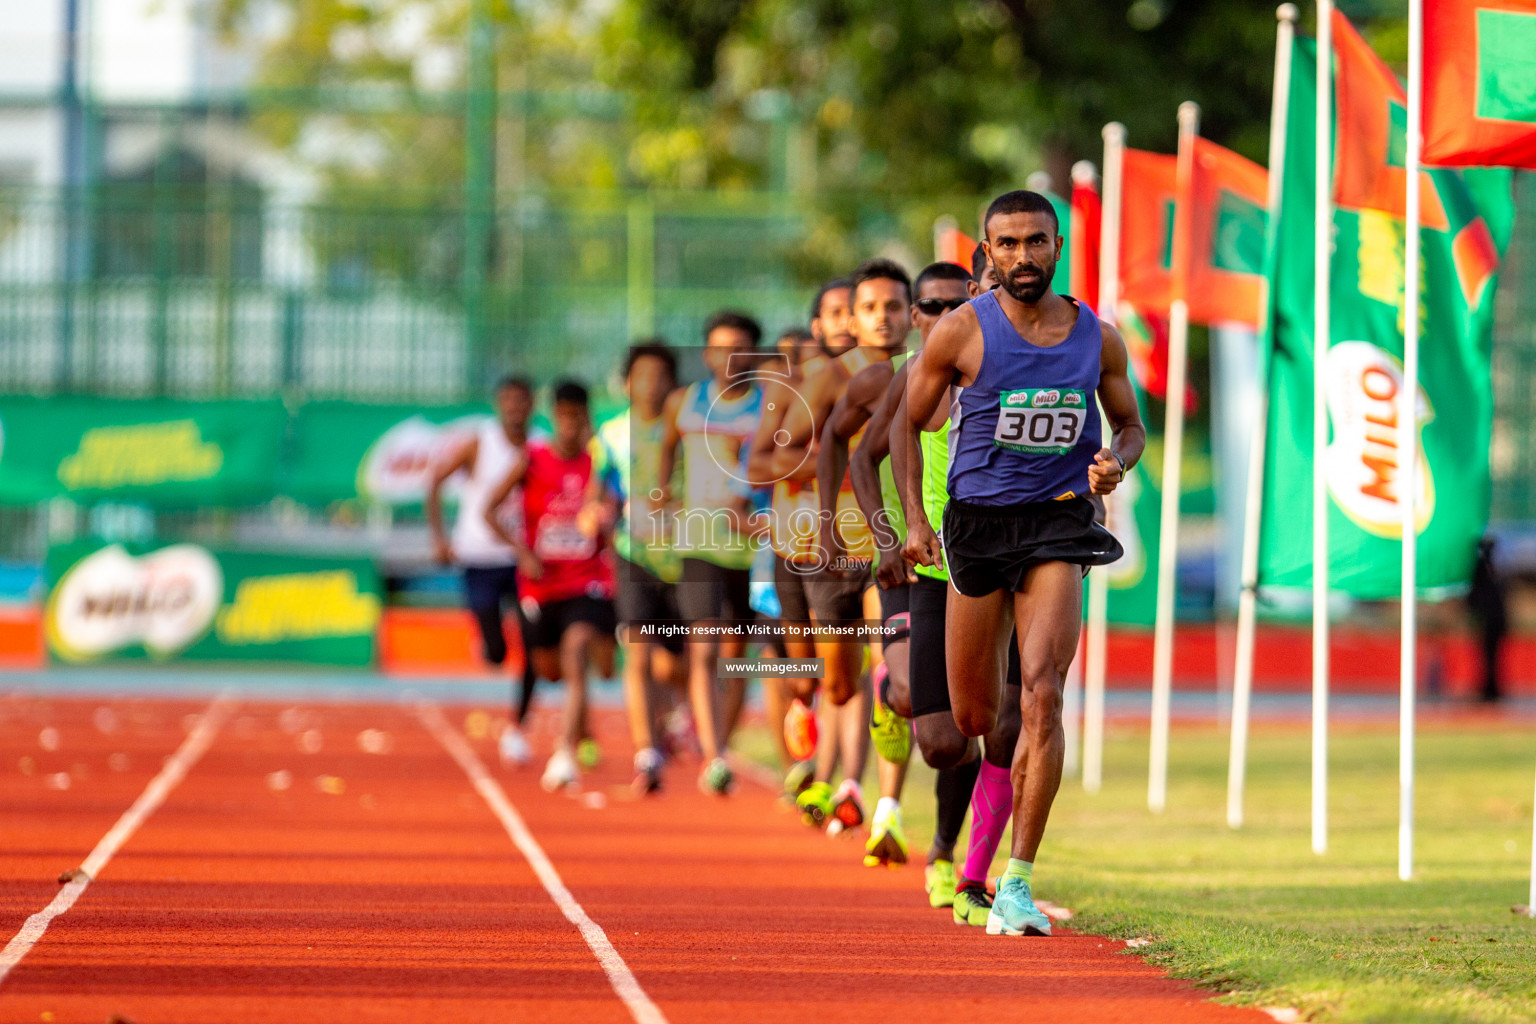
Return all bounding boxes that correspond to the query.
[985,875,1052,936]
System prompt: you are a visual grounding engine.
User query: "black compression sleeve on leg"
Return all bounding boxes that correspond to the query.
[933,757,982,851]
[514,673,537,725]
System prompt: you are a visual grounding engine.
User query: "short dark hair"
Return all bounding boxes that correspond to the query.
[970,242,989,283]
[703,310,762,347]
[624,339,677,381]
[777,327,815,346]
[983,189,1060,237]
[552,379,589,407]
[848,258,912,305]
[913,261,973,296]
[496,374,533,395]
[811,278,850,322]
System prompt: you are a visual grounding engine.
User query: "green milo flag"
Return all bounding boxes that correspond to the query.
[1259,39,1516,599]
[1101,304,1161,627]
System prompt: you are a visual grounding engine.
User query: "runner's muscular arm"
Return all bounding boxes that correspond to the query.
[482,454,540,576]
[851,362,914,588]
[816,362,891,564]
[653,389,685,507]
[901,311,972,567]
[425,436,476,565]
[745,379,791,485]
[1088,321,1146,496]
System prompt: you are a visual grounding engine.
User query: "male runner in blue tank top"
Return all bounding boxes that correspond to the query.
[903,190,1145,936]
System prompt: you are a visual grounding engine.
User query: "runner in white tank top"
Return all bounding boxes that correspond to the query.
[426,376,538,764]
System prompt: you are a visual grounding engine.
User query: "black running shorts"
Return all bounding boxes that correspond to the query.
[941,496,1122,598]
[806,562,874,623]
[773,554,814,625]
[676,557,753,627]
[615,557,684,653]
[909,575,1022,719]
[522,594,618,652]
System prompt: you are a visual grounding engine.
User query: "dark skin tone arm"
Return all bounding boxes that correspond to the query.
[901,307,976,569]
[425,436,477,565]
[652,389,685,508]
[1089,320,1147,491]
[746,379,818,485]
[482,455,541,578]
[850,361,914,589]
[817,360,894,566]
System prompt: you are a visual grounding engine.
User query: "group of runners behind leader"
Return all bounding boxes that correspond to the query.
[426,189,1146,938]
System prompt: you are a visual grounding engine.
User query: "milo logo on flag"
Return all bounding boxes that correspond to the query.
[45,544,224,662]
[1323,341,1435,538]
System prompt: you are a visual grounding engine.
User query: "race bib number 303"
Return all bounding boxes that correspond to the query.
[994,388,1088,455]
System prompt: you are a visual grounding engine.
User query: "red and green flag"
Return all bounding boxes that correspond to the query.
[1331,8,1449,228]
[1423,0,1536,168]
[933,217,977,270]
[1070,166,1102,308]
[1257,31,1516,598]
[1185,137,1269,328]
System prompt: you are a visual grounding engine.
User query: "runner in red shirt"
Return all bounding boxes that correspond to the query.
[485,380,617,793]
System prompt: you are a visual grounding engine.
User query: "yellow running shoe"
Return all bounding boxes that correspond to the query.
[868,666,911,764]
[796,780,834,828]
[862,803,908,867]
[952,881,993,926]
[925,859,957,907]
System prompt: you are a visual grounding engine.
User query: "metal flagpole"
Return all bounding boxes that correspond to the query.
[1312,0,1334,857]
[1229,3,1299,831]
[1064,632,1084,777]
[1085,127,1124,796]
[1148,101,1199,814]
[1399,0,1424,883]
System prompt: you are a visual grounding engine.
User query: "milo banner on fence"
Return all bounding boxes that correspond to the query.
[44,541,382,666]
[0,397,287,507]
[285,402,493,506]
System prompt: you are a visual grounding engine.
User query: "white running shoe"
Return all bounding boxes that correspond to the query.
[541,747,579,792]
[498,725,531,767]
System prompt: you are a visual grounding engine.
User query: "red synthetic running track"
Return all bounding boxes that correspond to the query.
[1,694,1272,1024]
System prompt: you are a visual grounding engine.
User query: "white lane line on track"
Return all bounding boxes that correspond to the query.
[0,693,237,988]
[415,700,668,1024]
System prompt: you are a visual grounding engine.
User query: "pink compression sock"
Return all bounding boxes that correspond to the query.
[962,760,1013,883]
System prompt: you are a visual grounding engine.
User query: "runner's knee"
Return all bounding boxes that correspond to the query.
[914,714,972,769]
[953,701,998,740]
[1025,679,1063,736]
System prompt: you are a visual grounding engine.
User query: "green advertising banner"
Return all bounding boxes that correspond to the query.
[285,402,493,506]
[0,397,287,507]
[1260,40,1515,599]
[44,541,382,666]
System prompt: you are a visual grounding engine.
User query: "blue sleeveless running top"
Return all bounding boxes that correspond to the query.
[946,290,1102,506]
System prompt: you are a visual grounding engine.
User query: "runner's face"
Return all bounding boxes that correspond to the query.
[912,277,970,340]
[985,210,1060,304]
[553,400,587,450]
[851,277,911,351]
[968,261,999,297]
[703,326,753,383]
[496,385,532,431]
[626,356,673,415]
[812,287,854,356]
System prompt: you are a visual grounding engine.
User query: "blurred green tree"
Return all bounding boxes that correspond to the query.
[214,0,1290,279]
